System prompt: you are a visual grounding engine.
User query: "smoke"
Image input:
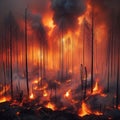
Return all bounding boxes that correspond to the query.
[92,0,120,14]
[90,0,120,27]
[28,12,48,47]
[0,0,50,23]
[51,0,87,31]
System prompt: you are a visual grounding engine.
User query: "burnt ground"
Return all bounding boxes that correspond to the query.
[0,101,120,120]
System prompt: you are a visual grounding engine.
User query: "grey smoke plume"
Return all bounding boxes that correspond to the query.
[51,0,86,31]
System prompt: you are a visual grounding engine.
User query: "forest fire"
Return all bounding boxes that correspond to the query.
[0,0,120,120]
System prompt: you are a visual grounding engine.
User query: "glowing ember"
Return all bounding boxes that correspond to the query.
[16,112,20,116]
[118,105,120,110]
[45,102,56,111]
[32,78,41,84]
[43,90,48,97]
[64,89,71,98]
[100,93,107,97]
[33,80,39,84]
[78,101,91,117]
[29,93,34,99]
[94,111,103,115]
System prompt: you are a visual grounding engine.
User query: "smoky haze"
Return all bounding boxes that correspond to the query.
[51,0,86,31]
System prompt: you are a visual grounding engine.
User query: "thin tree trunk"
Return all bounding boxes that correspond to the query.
[10,12,13,99]
[25,8,29,97]
[91,6,94,93]
[116,48,119,109]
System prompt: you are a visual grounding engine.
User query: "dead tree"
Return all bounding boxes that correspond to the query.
[9,12,13,99]
[25,8,29,97]
[116,48,119,109]
[91,5,94,93]
[83,66,87,100]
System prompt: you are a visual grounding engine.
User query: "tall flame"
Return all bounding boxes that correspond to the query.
[92,80,102,95]
[78,101,91,117]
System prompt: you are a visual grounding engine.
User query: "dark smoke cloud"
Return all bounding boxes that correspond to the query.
[28,12,48,47]
[51,0,87,31]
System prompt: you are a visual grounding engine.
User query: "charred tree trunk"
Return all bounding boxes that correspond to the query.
[61,24,64,81]
[91,6,94,93]
[116,48,119,109]
[25,8,29,97]
[9,12,13,99]
[80,64,83,90]
[83,66,87,100]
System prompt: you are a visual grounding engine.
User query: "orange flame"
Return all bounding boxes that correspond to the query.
[93,81,99,91]
[0,96,11,103]
[29,93,34,99]
[43,90,48,97]
[78,101,91,117]
[45,102,56,111]
[78,101,103,117]
[92,80,102,95]
[64,89,71,98]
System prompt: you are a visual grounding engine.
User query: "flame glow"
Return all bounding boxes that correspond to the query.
[43,90,48,97]
[0,96,11,103]
[92,80,102,95]
[64,89,71,98]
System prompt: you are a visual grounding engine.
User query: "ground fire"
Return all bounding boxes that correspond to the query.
[0,0,120,120]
